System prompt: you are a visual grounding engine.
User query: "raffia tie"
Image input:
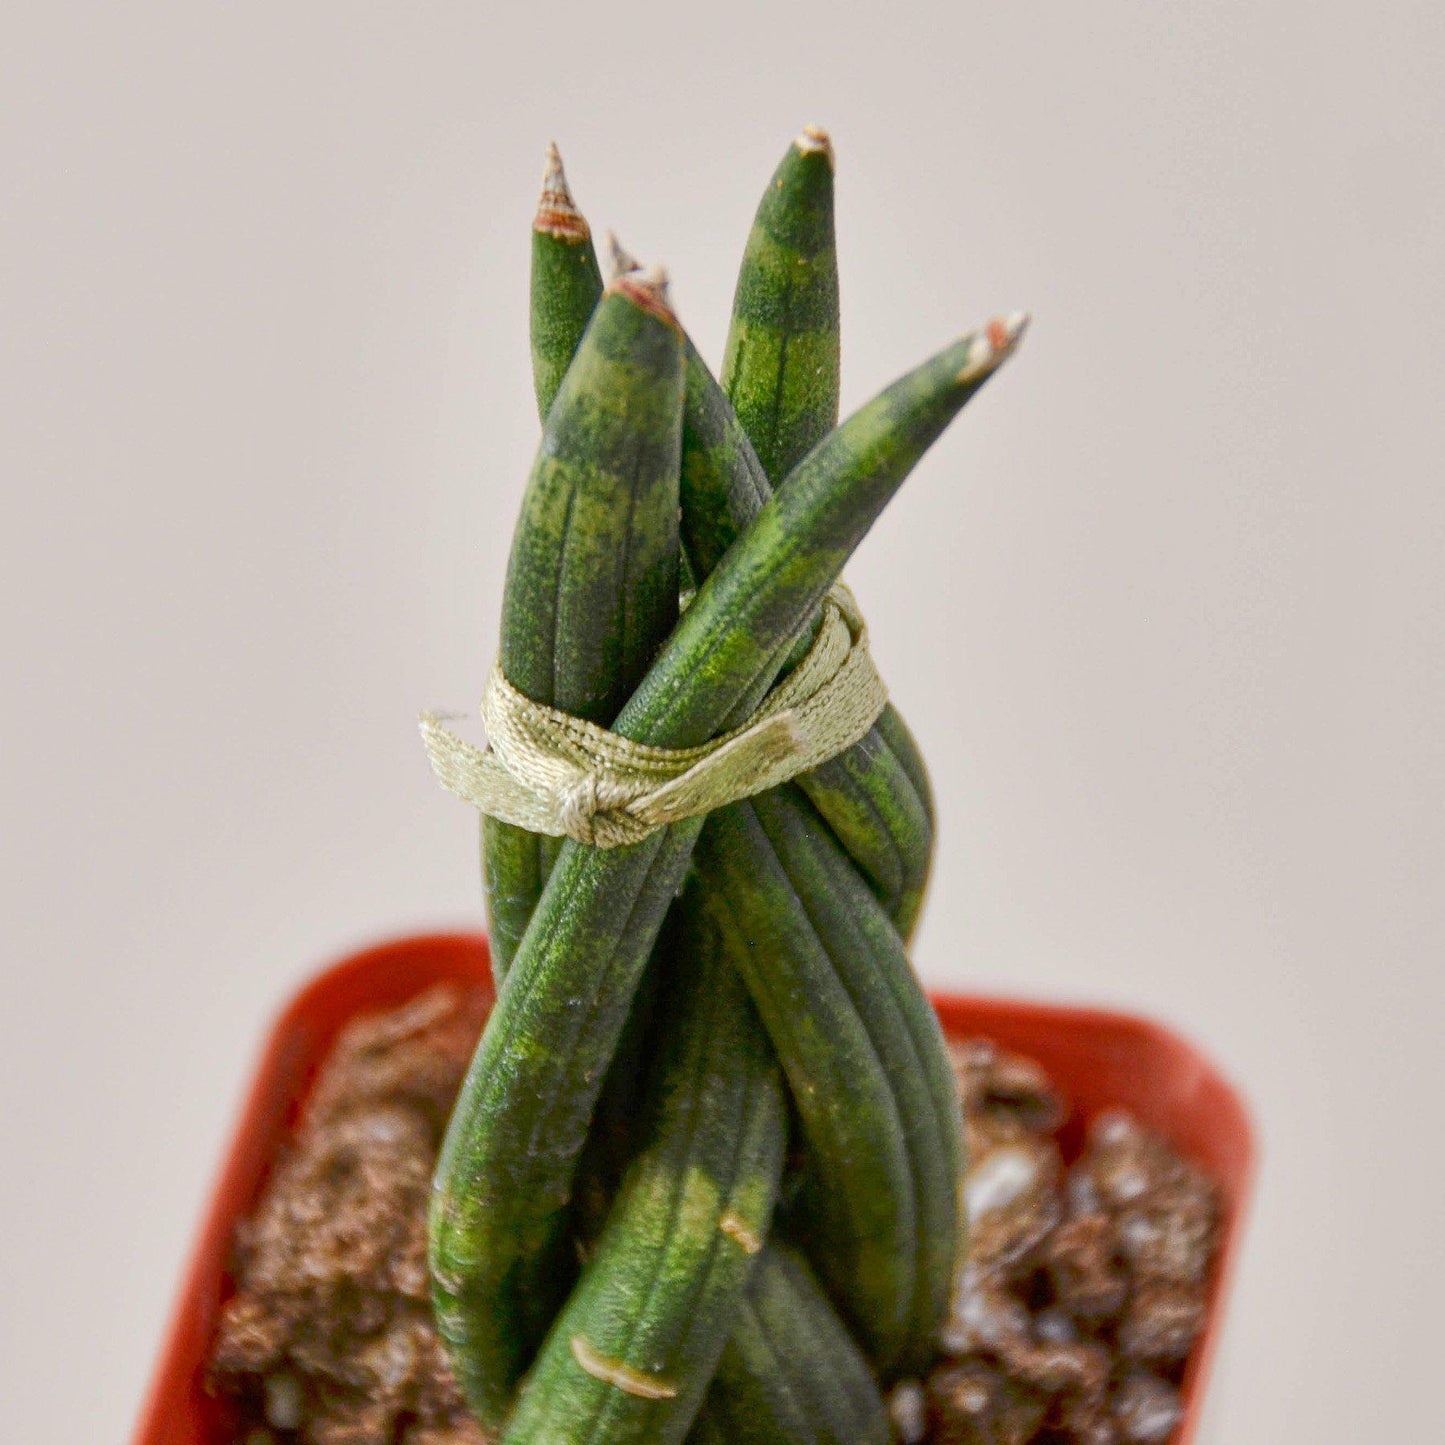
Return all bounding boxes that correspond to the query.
[420,584,887,848]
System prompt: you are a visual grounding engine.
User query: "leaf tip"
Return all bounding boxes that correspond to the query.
[606,263,679,331]
[535,140,590,240]
[604,229,642,282]
[959,312,1031,381]
[795,123,835,167]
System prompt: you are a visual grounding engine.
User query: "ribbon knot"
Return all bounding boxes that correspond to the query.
[556,773,651,848]
[420,584,887,848]
[557,774,604,846]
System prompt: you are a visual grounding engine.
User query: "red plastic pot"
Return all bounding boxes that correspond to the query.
[133,932,1254,1444]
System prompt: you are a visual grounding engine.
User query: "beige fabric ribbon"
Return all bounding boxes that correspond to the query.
[420,584,887,848]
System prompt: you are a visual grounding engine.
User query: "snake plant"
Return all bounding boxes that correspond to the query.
[430,129,1026,1442]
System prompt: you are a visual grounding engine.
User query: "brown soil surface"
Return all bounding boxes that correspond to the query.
[912,1041,1221,1444]
[207,984,489,1444]
[207,992,1220,1445]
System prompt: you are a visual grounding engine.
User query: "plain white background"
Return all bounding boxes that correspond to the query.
[4,2,1443,1438]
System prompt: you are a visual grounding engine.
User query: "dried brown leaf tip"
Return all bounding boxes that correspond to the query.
[604,230,642,282]
[607,263,680,330]
[961,312,1031,381]
[535,141,590,240]
[795,123,835,166]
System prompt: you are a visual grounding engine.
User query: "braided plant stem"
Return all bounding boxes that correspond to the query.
[433,136,1027,1441]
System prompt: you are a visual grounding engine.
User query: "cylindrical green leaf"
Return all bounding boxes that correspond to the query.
[748,787,961,1370]
[502,908,785,1445]
[681,336,933,934]
[695,1245,891,1445]
[433,273,685,1429]
[530,142,605,419]
[486,145,608,974]
[721,128,841,484]
[691,802,918,1361]
[625,321,1022,748]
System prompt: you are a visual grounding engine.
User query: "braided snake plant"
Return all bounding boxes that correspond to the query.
[428,130,1027,1443]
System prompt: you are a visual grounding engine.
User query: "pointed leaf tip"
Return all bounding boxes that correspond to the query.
[605,230,642,282]
[958,313,1031,382]
[607,263,679,330]
[995,311,1031,348]
[535,141,589,240]
[796,124,835,165]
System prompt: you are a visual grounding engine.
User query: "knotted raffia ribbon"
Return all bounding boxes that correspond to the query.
[420,584,886,848]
